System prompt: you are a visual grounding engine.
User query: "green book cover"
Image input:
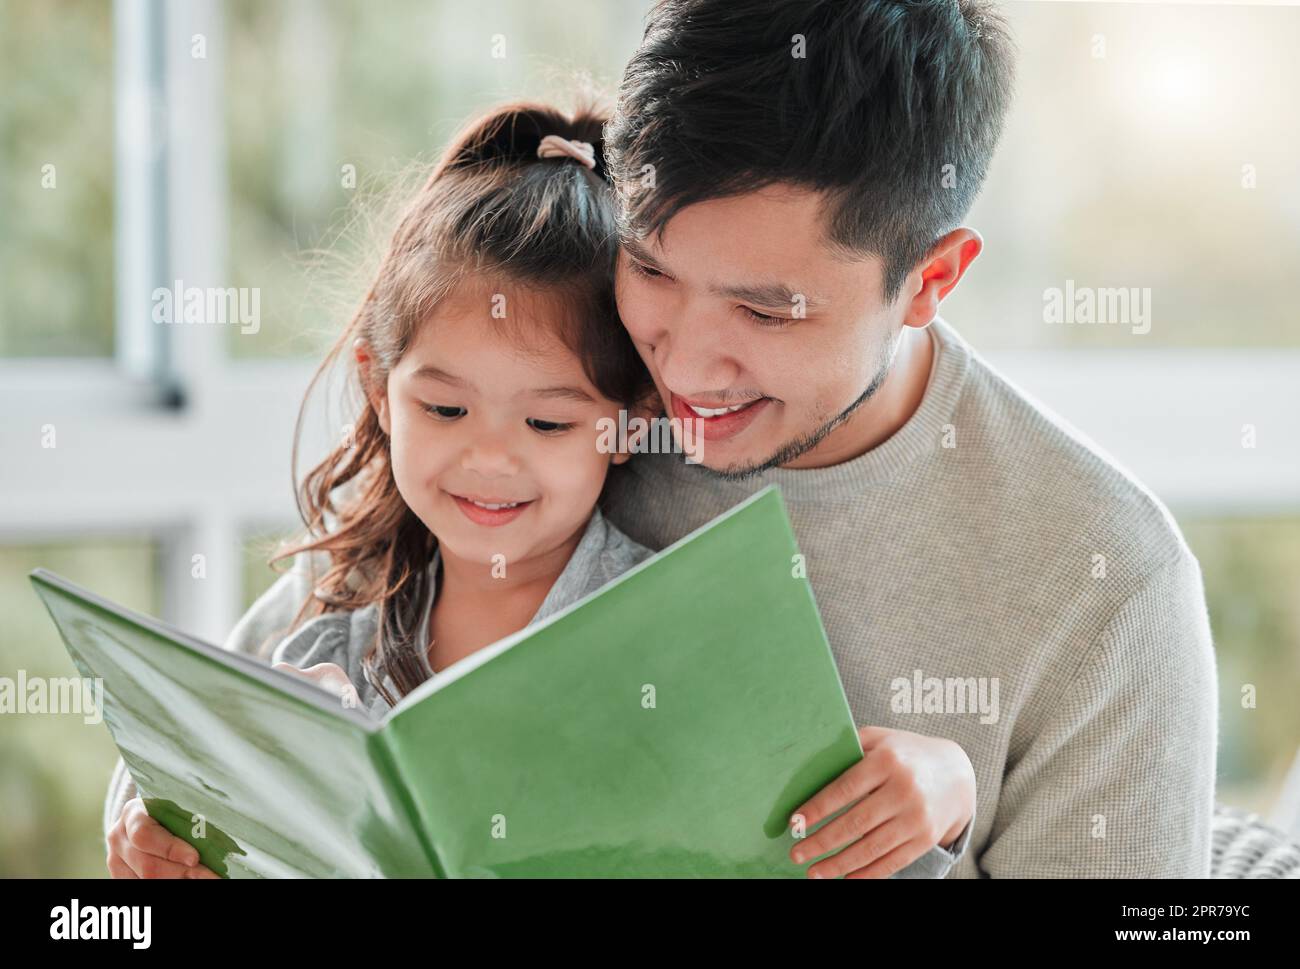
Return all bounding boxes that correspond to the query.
[30,484,863,877]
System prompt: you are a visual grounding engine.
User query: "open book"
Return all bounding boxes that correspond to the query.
[30,485,862,878]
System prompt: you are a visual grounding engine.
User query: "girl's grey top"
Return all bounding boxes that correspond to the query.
[269,506,655,720]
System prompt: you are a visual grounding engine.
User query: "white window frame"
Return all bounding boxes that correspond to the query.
[0,0,318,643]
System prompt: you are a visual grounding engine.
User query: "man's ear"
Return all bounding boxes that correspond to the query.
[354,338,391,436]
[901,227,982,328]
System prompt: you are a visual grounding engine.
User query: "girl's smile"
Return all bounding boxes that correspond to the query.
[447,491,536,527]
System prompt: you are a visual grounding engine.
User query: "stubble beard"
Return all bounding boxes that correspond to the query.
[695,335,901,483]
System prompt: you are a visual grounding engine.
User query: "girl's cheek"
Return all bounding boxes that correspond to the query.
[392,416,444,484]
[574,427,617,488]
[392,416,420,466]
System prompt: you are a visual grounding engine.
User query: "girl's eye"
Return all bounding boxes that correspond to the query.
[422,404,466,420]
[527,418,575,435]
[743,307,794,328]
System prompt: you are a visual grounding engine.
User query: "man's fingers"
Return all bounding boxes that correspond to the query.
[789,753,888,831]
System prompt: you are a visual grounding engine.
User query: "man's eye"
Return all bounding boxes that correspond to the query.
[743,307,794,328]
[628,260,666,280]
[422,404,466,420]
[527,418,575,435]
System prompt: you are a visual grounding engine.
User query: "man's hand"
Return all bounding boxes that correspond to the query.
[788,725,975,878]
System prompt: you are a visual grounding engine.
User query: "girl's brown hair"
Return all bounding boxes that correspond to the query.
[270,101,652,705]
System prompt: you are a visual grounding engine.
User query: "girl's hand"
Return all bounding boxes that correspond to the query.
[787,725,976,878]
[105,661,361,879]
[106,797,221,879]
[273,661,362,709]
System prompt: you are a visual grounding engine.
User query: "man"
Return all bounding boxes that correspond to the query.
[598,0,1217,877]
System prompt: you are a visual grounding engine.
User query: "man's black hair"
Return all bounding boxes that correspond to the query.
[606,0,1017,303]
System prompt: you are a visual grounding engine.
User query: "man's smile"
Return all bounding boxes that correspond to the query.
[667,391,772,442]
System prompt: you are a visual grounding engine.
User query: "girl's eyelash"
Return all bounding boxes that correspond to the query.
[526,418,575,435]
[423,404,466,420]
[421,404,573,435]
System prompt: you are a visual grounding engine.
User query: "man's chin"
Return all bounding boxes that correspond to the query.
[677,435,788,481]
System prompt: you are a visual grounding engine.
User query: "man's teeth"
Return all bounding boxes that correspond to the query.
[686,400,756,418]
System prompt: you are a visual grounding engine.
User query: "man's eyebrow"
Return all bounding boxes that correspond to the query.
[411,365,594,404]
[621,237,665,269]
[712,280,825,310]
[622,237,823,310]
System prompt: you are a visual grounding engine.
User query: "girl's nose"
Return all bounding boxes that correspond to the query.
[460,435,522,477]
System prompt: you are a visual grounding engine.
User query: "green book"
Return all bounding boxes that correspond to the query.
[30,484,862,877]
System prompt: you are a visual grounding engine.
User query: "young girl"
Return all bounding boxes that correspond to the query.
[104,101,659,878]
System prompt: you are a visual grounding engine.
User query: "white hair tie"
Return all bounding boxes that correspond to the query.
[536,134,597,170]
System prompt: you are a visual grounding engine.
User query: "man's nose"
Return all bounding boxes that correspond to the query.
[654,307,740,397]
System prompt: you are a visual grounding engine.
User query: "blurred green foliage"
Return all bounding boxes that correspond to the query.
[0,540,159,877]
[0,0,114,356]
[1184,517,1300,812]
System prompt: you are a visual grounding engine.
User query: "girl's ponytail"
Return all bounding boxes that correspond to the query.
[439,102,608,180]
